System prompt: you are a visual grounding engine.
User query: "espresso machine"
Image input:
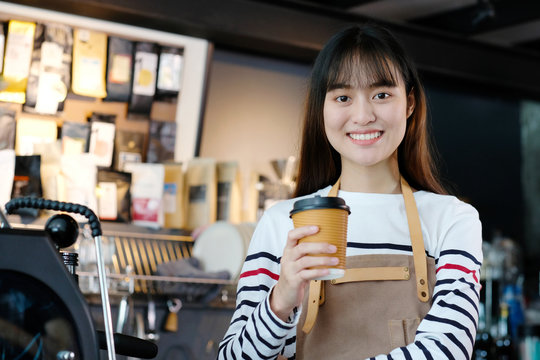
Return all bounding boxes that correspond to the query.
[0,197,157,359]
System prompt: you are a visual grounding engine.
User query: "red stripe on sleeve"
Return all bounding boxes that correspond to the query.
[239,268,279,281]
[436,263,478,283]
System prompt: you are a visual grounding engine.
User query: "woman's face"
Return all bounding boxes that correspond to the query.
[323,73,414,173]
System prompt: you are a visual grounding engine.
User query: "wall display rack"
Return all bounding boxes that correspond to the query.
[0,1,212,163]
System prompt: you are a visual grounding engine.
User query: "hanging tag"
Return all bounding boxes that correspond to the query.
[164,298,182,332]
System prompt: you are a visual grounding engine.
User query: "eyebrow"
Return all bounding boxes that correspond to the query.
[327,83,351,91]
[327,79,397,91]
[369,79,396,88]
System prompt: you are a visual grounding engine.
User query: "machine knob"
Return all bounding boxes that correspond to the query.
[45,214,79,249]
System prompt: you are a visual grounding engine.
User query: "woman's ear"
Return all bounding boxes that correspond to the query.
[406,89,416,118]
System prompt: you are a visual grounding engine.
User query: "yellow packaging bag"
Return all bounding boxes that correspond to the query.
[163,163,186,229]
[184,158,217,231]
[0,21,36,104]
[72,29,107,98]
[15,117,58,155]
[217,161,242,223]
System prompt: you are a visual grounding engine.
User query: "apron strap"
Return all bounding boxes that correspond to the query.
[400,177,430,303]
[302,178,339,333]
[302,279,323,333]
[328,178,340,197]
[330,266,410,284]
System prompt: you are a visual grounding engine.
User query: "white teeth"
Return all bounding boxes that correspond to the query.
[349,131,382,140]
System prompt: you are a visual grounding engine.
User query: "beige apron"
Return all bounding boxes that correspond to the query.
[295,177,436,359]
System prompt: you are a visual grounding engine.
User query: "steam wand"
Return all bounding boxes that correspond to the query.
[4,198,117,360]
[0,205,11,229]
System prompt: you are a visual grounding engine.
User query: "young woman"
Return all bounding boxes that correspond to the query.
[218,24,482,360]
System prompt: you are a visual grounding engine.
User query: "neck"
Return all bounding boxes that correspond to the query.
[339,157,400,194]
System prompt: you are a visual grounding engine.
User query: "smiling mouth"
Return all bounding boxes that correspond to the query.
[348,131,382,141]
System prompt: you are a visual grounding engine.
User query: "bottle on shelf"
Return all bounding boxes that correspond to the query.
[495,302,515,360]
[474,302,495,360]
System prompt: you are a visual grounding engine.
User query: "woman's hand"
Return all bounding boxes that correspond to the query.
[270,225,338,322]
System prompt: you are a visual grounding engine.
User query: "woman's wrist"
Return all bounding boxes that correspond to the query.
[270,285,294,322]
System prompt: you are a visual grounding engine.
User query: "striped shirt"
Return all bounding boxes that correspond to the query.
[218,186,483,359]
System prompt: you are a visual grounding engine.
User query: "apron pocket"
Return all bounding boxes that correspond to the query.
[388,318,421,349]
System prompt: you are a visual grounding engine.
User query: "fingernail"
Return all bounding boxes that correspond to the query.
[331,257,339,265]
[328,245,337,252]
[310,226,318,232]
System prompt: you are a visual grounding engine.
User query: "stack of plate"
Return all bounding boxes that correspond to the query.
[192,221,256,280]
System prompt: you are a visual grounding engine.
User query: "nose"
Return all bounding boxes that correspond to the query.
[351,98,376,125]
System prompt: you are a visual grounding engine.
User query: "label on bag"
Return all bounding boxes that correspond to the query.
[133,52,157,96]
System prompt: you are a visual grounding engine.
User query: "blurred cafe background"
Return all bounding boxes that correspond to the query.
[1,0,540,359]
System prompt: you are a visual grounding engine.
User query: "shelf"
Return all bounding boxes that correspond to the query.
[79,271,238,309]
[78,271,235,286]
[6,214,193,242]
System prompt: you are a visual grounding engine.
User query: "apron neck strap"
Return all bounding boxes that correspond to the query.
[328,178,340,197]
[327,176,429,303]
[400,177,430,302]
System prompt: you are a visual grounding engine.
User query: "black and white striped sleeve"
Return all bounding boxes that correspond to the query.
[217,212,299,359]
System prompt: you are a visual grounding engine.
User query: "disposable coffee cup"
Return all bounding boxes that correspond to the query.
[290,195,350,280]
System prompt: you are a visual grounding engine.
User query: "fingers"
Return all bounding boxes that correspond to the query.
[286,226,335,254]
[296,242,337,257]
[298,267,332,281]
[282,230,338,280]
[297,253,339,270]
[284,225,338,267]
[286,225,319,248]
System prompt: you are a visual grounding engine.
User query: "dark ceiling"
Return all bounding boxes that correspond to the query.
[4,0,540,98]
[278,0,540,57]
[252,0,540,98]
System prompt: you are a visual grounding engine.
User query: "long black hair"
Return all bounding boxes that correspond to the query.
[294,23,446,196]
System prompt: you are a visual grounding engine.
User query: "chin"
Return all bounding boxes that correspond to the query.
[347,158,382,168]
[344,152,395,169]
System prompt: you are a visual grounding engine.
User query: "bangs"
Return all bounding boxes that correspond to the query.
[326,44,402,90]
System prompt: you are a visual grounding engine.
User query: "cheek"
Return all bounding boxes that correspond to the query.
[395,116,408,145]
[323,111,340,149]
[381,106,408,144]
[323,103,331,124]
[323,103,344,130]
[386,105,408,130]
[323,105,335,132]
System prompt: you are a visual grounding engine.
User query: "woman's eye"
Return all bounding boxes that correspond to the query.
[374,93,390,100]
[336,95,349,103]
